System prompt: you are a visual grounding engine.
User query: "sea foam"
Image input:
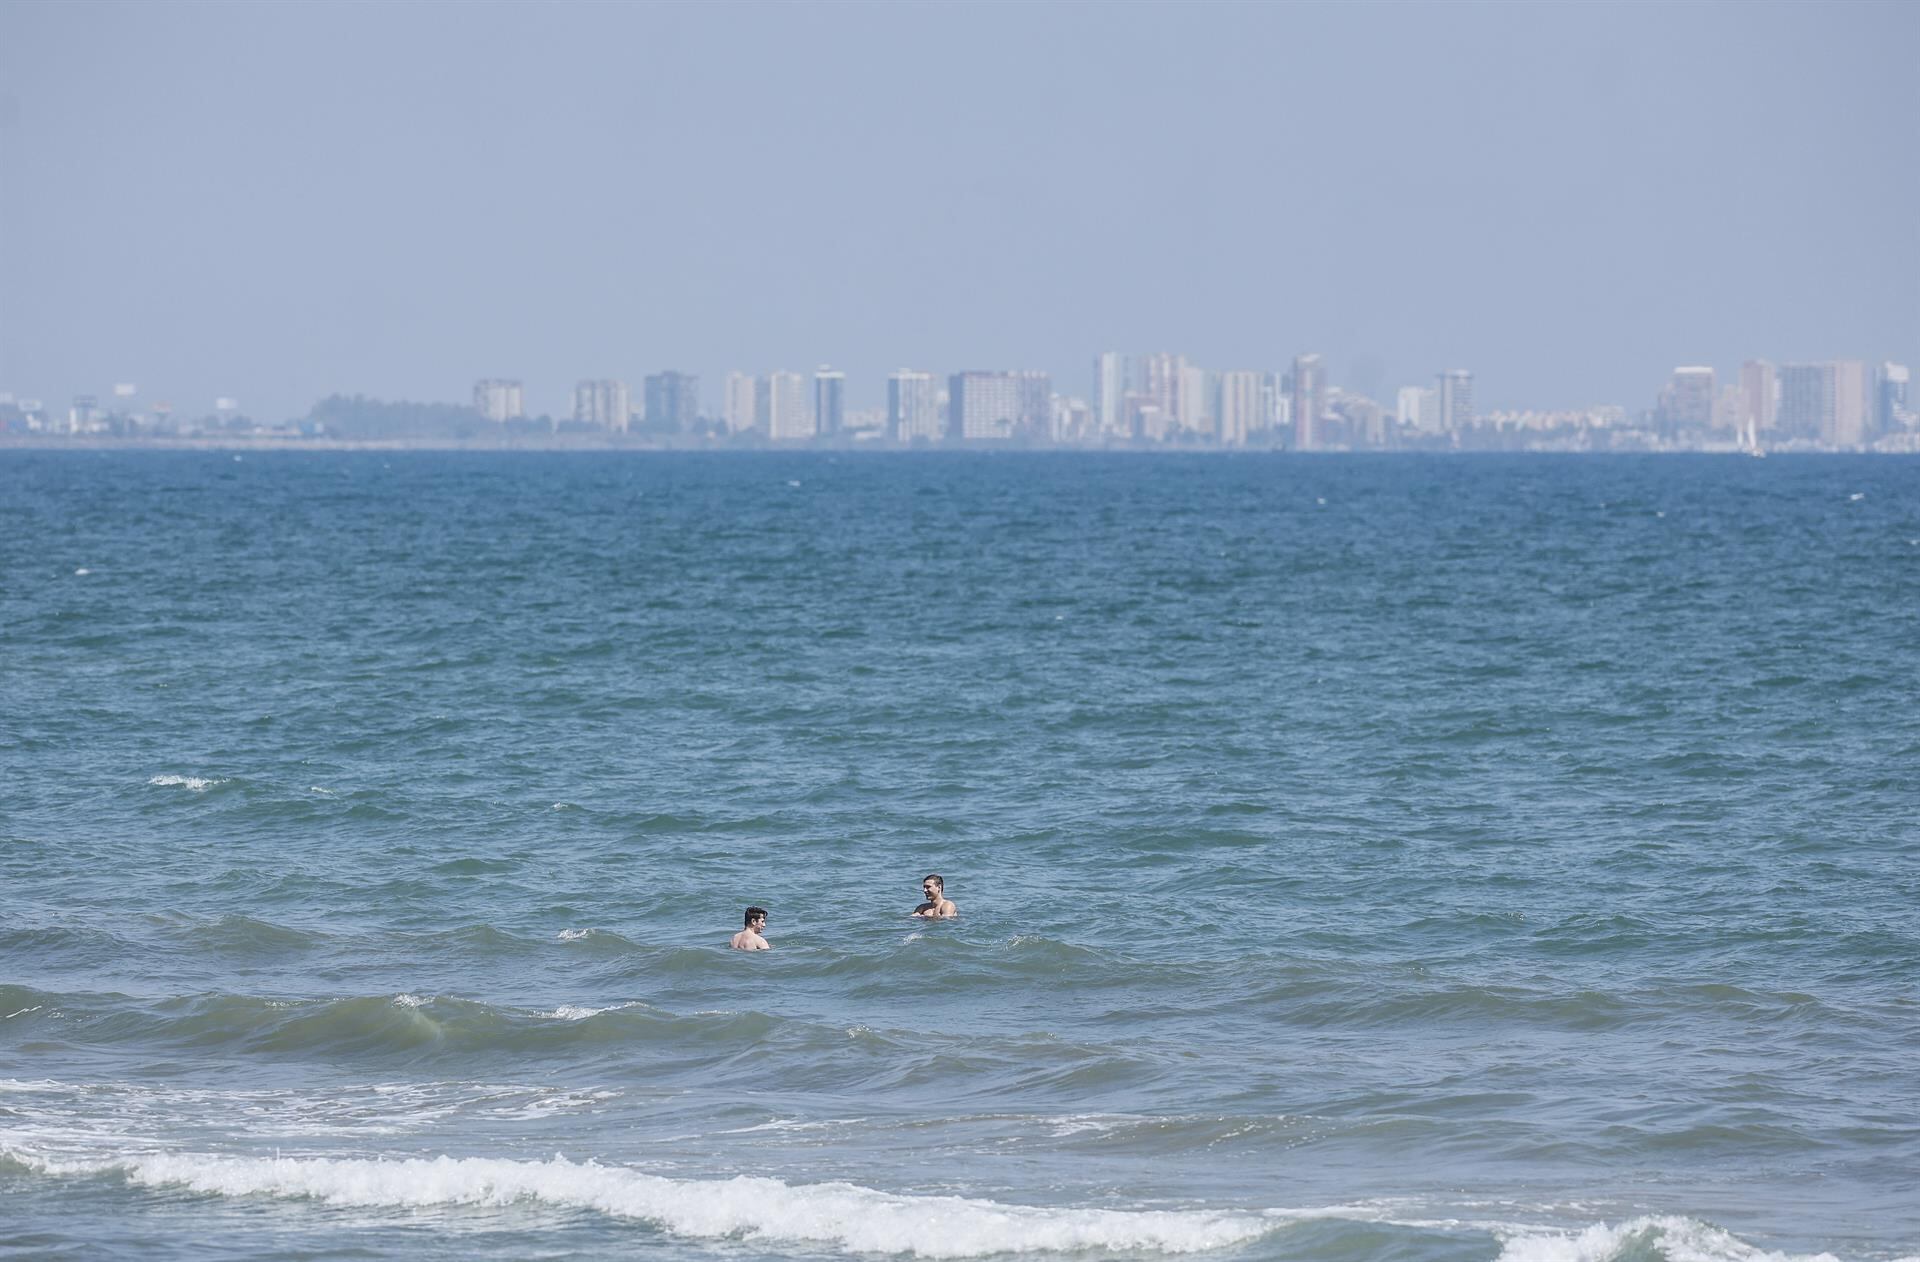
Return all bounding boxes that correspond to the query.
[13,1150,1273,1256]
[147,775,224,792]
[1497,1215,1842,1262]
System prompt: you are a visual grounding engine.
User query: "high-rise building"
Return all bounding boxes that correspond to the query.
[69,393,99,433]
[1217,371,1263,447]
[1292,354,1326,449]
[1051,395,1093,443]
[1396,385,1440,432]
[1437,369,1474,433]
[1881,363,1911,434]
[887,370,940,442]
[473,379,524,422]
[644,372,699,431]
[1713,384,1747,436]
[765,371,812,439]
[1658,367,1715,435]
[1094,352,1126,437]
[813,367,846,437]
[1740,360,1777,441]
[722,372,758,434]
[1778,363,1835,440]
[1180,361,1210,437]
[1830,360,1871,446]
[1132,353,1208,440]
[572,379,630,431]
[949,370,1050,440]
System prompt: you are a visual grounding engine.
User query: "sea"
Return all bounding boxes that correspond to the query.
[2,450,1916,1262]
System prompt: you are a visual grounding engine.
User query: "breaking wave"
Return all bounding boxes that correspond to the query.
[10,1149,1273,1257]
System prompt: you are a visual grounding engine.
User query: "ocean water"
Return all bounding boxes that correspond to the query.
[2,450,1917,1262]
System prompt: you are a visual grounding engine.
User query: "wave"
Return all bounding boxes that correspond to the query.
[146,774,226,793]
[10,1149,1273,1257]
[1496,1215,1841,1262]
[3,1146,1864,1262]
[0,988,844,1063]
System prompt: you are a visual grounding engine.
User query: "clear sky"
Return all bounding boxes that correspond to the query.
[1,0,1914,420]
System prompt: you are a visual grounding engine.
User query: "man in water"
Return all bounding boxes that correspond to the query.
[912,875,957,919]
[730,906,770,950]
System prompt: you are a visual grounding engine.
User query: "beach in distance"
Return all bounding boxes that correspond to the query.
[3,451,1917,1262]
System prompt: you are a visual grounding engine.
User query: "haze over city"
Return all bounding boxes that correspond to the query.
[1,0,1915,425]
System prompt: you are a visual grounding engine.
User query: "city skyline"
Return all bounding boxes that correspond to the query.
[7,345,1912,453]
[2,3,1914,424]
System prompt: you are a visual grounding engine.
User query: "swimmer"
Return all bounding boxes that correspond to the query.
[730,906,770,950]
[912,874,957,919]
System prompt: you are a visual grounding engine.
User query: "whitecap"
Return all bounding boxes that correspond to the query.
[1849,492,1865,501]
[555,928,595,942]
[1496,1214,1840,1262]
[540,1003,637,1021]
[147,775,224,793]
[72,567,91,576]
[6,1150,1276,1256]
[392,994,429,1009]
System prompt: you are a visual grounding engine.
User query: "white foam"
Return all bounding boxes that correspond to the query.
[541,1003,638,1021]
[556,928,595,941]
[392,994,429,1009]
[2,1007,42,1020]
[147,775,224,792]
[1496,1215,1841,1262]
[10,1150,1274,1256]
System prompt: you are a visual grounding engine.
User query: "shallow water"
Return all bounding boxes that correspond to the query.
[3,451,1917,1260]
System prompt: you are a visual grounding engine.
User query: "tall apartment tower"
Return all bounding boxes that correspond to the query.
[887,370,940,442]
[1180,361,1210,437]
[765,371,812,439]
[1397,385,1440,433]
[1881,363,1911,434]
[1133,353,1208,439]
[1437,369,1474,434]
[1778,363,1835,440]
[1830,360,1872,446]
[1659,367,1716,435]
[572,379,630,431]
[644,372,700,432]
[1094,352,1127,438]
[1217,371,1264,447]
[1292,354,1326,449]
[948,370,1050,440]
[722,372,758,434]
[813,367,846,437]
[473,379,524,422]
[1740,360,1777,442]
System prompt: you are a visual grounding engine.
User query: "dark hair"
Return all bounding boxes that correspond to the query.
[744,906,767,925]
[922,875,943,890]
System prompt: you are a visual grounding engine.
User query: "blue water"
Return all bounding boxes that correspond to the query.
[3,451,1917,1261]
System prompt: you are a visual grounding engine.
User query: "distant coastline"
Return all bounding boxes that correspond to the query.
[3,435,1914,455]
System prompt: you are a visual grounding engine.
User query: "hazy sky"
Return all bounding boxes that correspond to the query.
[2,0,1915,420]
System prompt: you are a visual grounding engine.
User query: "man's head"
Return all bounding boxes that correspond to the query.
[921,875,943,900]
[744,906,767,928]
